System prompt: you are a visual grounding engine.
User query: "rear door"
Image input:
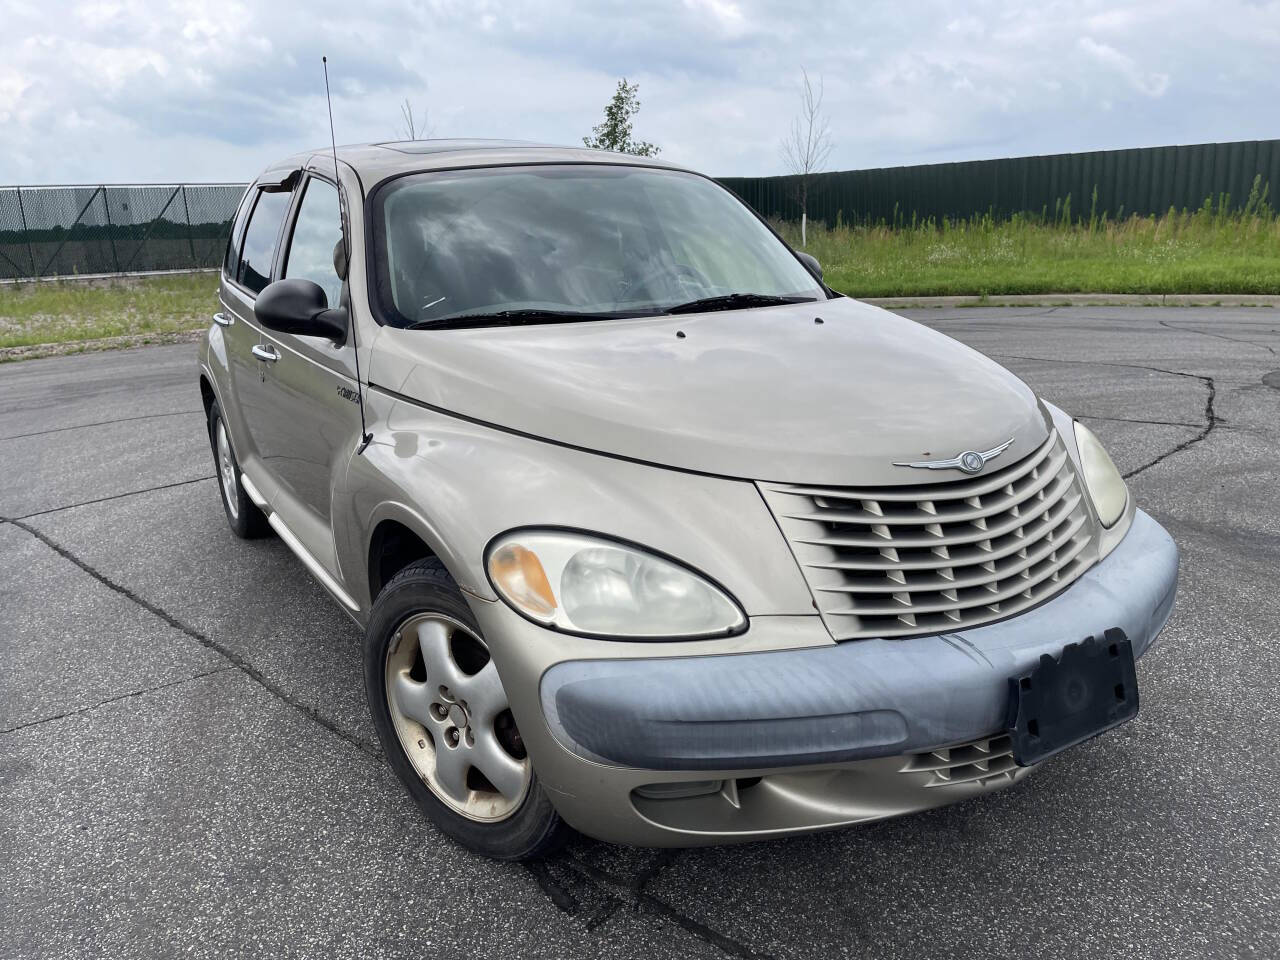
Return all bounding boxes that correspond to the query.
[220,179,296,500]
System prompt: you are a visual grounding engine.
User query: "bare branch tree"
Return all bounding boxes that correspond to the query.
[780,69,834,247]
[396,97,434,141]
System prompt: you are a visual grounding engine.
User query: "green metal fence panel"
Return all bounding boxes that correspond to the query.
[719,138,1280,227]
[0,182,246,281]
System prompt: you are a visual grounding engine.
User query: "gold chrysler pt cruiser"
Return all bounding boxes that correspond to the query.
[199,140,1179,859]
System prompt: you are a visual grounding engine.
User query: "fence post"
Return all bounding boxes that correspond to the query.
[101,185,121,273]
[181,185,197,268]
[16,186,36,278]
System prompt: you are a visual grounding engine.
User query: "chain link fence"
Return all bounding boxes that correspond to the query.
[0,183,247,281]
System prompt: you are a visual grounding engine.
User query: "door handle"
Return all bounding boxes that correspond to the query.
[251,344,281,362]
[212,312,234,327]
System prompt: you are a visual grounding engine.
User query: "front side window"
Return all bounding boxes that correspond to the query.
[370,165,826,328]
[237,189,291,295]
[284,178,344,308]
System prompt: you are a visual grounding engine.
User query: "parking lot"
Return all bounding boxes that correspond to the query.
[2,305,1278,959]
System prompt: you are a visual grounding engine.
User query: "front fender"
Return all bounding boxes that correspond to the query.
[334,389,816,623]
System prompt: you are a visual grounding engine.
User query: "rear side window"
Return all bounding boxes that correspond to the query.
[222,189,254,278]
[237,190,292,295]
[283,178,343,308]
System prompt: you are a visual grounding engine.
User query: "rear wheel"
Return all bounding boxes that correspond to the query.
[364,557,569,859]
[207,400,269,539]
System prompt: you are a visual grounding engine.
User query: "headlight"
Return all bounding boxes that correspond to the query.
[486,531,746,639]
[1073,421,1128,527]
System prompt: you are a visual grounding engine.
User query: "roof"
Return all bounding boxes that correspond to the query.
[259,139,685,191]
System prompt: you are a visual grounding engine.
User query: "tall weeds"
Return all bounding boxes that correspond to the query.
[777,177,1280,297]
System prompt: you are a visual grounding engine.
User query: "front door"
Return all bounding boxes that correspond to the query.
[244,175,360,532]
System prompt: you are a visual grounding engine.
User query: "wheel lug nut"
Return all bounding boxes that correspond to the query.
[445,727,460,746]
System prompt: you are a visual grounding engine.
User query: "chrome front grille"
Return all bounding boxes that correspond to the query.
[901,735,1019,788]
[760,433,1097,640]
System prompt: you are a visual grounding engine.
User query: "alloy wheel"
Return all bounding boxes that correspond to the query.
[384,613,531,822]
[216,420,240,519]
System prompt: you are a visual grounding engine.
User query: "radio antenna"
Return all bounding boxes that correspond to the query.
[323,55,372,453]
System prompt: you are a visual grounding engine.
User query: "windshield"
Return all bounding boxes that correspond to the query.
[370,164,826,328]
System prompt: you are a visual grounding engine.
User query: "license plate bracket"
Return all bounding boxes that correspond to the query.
[1006,627,1139,766]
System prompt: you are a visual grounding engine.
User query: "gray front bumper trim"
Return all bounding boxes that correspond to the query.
[540,509,1179,771]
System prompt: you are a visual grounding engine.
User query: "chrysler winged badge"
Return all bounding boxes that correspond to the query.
[893,437,1016,475]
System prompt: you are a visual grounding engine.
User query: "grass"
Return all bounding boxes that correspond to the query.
[3,186,1280,360]
[783,187,1280,298]
[0,272,218,352]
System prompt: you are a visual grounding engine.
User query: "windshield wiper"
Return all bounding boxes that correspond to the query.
[663,293,818,315]
[408,309,611,330]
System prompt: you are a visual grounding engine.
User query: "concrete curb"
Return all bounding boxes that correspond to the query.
[0,268,219,287]
[0,329,202,364]
[862,293,1280,309]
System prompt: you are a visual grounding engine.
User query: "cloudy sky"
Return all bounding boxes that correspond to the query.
[2,0,1278,184]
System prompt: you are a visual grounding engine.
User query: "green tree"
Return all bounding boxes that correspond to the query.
[583,78,660,156]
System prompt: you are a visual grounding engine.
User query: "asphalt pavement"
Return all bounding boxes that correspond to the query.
[2,306,1278,959]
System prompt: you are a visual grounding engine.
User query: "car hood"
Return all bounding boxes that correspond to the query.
[368,297,1050,485]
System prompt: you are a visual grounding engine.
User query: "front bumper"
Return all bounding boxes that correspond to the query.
[476,509,1178,846]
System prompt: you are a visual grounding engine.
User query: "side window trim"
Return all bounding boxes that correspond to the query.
[279,173,335,282]
[235,190,264,289]
[280,173,346,312]
[222,186,256,281]
[226,182,296,301]
[271,176,309,282]
[224,188,266,298]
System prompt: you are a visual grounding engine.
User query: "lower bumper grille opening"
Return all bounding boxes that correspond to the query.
[901,734,1018,788]
[628,747,1032,836]
[633,780,722,800]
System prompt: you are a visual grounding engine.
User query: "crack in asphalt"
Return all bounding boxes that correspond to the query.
[1157,318,1278,356]
[1078,414,1202,428]
[2,516,382,761]
[634,848,683,896]
[1121,375,1217,480]
[561,855,776,959]
[0,408,203,442]
[0,666,236,736]
[2,513,754,957]
[519,849,768,956]
[13,475,216,520]
[991,353,1218,480]
[575,848,686,935]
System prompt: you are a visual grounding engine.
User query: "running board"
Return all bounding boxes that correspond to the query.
[240,472,360,613]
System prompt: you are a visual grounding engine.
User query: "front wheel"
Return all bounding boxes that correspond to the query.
[364,557,570,860]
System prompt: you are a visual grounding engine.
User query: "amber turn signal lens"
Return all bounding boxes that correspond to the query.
[488,543,558,618]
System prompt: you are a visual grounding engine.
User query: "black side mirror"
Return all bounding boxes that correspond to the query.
[797,251,823,282]
[254,278,347,342]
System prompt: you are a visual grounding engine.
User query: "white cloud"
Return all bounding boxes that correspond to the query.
[1078,36,1170,98]
[1,0,1278,183]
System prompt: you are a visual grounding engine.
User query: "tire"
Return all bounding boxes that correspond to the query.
[207,400,270,539]
[364,557,570,860]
